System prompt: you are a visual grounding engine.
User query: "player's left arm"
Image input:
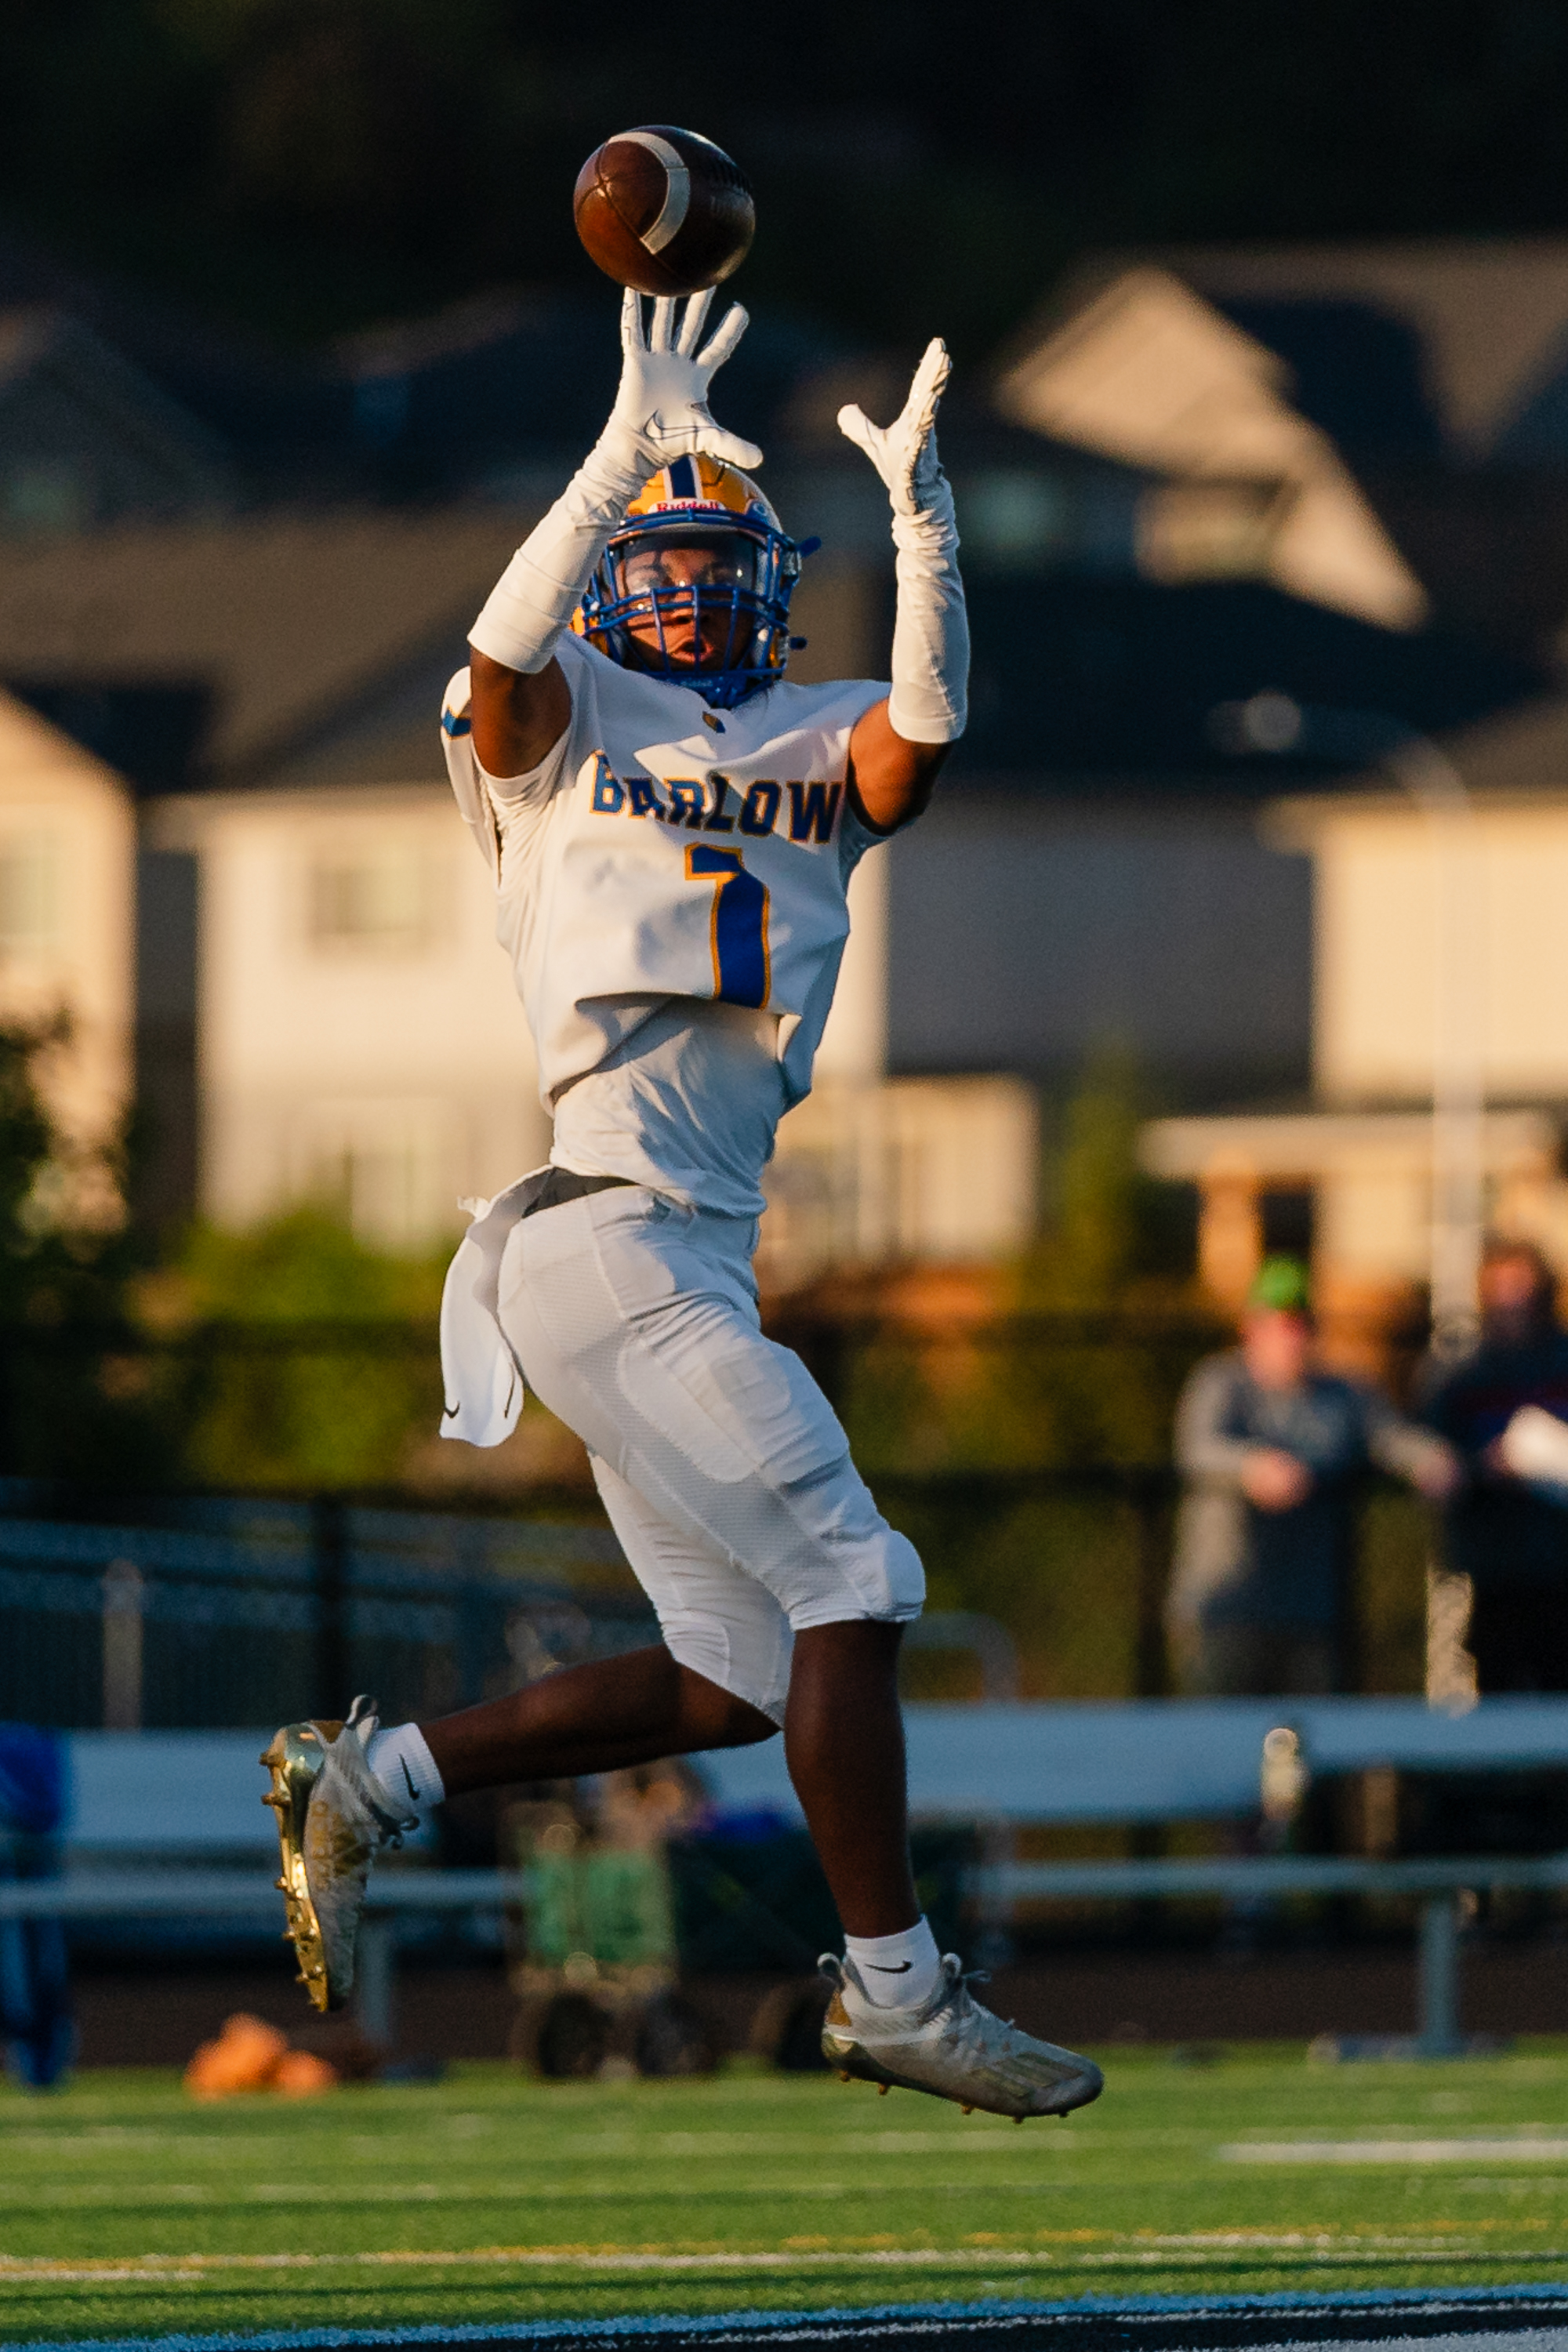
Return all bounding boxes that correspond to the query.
[839,339,968,835]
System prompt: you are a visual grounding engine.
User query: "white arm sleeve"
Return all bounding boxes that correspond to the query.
[888,481,969,746]
[837,338,968,746]
[468,433,647,676]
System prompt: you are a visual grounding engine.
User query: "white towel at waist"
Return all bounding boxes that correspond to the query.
[437,1167,552,1447]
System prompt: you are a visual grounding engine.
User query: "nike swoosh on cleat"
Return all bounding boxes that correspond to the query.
[401,1759,422,1802]
[868,1961,913,1973]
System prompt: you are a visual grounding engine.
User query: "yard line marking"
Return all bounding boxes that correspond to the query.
[1221,2140,1568,2164]
[5,2242,1568,2287]
[0,2177,1084,2212]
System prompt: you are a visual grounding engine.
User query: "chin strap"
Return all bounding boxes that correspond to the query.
[469,289,760,677]
[837,338,969,746]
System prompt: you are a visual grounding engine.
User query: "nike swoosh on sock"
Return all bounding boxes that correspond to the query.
[868,1961,913,1973]
[401,1759,422,1803]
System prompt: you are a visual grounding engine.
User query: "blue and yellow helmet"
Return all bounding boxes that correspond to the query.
[575,455,807,710]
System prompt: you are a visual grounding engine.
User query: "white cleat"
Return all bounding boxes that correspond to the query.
[260,1693,414,2013]
[819,1951,1104,2122]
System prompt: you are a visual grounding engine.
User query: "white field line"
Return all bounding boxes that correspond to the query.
[5,2241,1568,2288]
[1222,2141,1568,2164]
[0,2130,1043,2158]
[0,2180,1076,2209]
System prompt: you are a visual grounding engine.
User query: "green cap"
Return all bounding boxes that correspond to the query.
[1248,1255,1312,1313]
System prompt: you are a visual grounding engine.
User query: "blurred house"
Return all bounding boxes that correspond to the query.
[1020,239,1568,1338]
[1149,238,1568,669]
[996,263,1428,631]
[0,691,135,1181]
[1145,695,1568,1345]
[3,504,542,1239]
[886,573,1530,1102]
[147,781,549,1248]
[915,237,1568,1114]
[998,236,1568,666]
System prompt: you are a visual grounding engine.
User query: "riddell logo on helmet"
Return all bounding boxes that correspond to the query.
[588,756,841,843]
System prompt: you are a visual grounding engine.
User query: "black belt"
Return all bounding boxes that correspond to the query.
[523,1167,637,1218]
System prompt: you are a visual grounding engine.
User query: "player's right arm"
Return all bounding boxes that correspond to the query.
[466,289,759,777]
[469,650,571,779]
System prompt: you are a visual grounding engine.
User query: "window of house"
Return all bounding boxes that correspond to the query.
[0,829,60,954]
[303,1098,454,1248]
[307,837,448,955]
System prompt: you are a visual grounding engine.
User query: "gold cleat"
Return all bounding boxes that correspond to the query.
[260,1719,340,2013]
[262,1696,413,2016]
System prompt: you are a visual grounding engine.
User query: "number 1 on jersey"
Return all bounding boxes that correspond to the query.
[686,846,771,1010]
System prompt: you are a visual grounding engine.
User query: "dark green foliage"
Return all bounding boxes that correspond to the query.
[166,1207,446,1492]
[0,1027,452,1493]
[0,1020,169,1487]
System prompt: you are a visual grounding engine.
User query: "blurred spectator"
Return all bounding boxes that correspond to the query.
[1169,1258,1458,1695]
[1421,1238,1568,1693]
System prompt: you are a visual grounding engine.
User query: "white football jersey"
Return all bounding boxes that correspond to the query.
[441,632,887,1110]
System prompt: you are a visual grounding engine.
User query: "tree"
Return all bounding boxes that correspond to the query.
[165,1207,446,1492]
[0,1018,167,1487]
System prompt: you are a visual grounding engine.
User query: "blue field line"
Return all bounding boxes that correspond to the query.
[13,2279,1568,2352]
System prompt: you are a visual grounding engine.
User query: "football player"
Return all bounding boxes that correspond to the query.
[265,289,1102,2121]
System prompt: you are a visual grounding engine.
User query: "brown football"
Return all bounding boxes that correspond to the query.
[573,126,754,298]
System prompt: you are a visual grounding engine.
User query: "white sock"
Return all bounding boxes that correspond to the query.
[844,1916,942,2009]
[365,1722,445,1824]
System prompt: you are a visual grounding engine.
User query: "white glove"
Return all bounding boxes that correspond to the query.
[1500,1404,1568,1494]
[604,288,762,475]
[837,339,967,746]
[469,289,758,684]
[837,337,950,517]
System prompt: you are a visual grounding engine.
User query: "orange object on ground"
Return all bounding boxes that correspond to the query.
[184,2013,289,2097]
[272,2048,339,2096]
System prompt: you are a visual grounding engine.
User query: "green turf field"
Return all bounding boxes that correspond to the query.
[4,2045,1568,2343]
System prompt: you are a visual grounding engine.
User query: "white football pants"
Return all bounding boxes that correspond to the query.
[495,1185,924,1726]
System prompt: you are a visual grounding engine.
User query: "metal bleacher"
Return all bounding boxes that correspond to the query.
[16,1694,1568,2054]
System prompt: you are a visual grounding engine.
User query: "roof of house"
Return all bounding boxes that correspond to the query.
[1168,238,1568,459]
[0,503,537,791]
[1007,238,1568,464]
